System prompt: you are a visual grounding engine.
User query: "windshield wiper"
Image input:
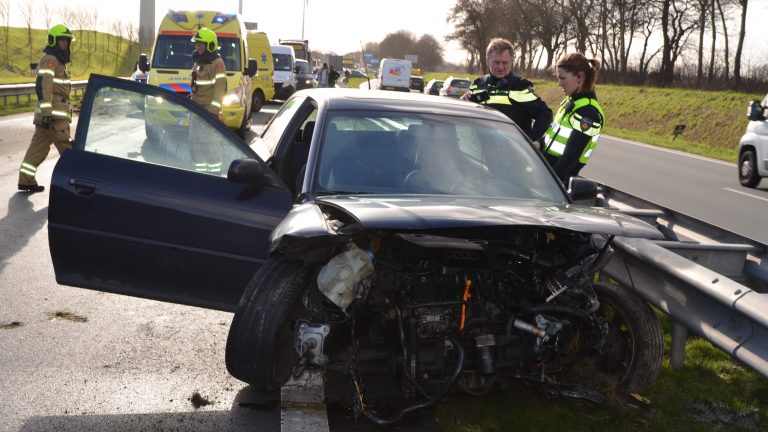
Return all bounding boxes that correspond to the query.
[318,190,374,196]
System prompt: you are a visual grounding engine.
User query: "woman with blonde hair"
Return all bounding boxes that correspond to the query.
[542,52,605,184]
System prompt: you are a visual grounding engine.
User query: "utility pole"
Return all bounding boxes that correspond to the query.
[239,0,243,14]
[302,0,307,39]
[138,0,155,51]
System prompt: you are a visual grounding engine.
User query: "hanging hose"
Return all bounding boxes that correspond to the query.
[361,333,466,427]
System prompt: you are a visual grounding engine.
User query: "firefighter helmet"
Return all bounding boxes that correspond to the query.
[47,24,75,47]
[191,27,218,52]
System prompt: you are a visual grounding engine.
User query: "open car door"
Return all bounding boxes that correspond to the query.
[48,74,292,311]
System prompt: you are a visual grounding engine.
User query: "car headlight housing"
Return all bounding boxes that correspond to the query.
[222,88,242,106]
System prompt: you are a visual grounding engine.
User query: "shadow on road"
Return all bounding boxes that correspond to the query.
[0,193,48,274]
[19,386,281,432]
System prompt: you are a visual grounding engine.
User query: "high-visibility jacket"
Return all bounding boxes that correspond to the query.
[34,53,71,125]
[544,94,604,164]
[191,56,227,117]
[468,74,552,141]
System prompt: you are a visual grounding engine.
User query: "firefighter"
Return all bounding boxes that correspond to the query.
[542,52,605,184]
[462,38,552,145]
[189,27,227,174]
[18,24,75,193]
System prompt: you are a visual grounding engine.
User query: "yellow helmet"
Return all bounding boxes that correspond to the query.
[191,27,218,52]
[48,24,75,47]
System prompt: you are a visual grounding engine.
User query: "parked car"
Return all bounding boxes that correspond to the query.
[294,58,316,91]
[409,75,424,92]
[439,76,472,98]
[738,93,768,187]
[345,68,368,79]
[48,75,664,424]
[424,78,443,95]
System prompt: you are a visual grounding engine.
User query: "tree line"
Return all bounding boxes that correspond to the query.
[444,0,764,90]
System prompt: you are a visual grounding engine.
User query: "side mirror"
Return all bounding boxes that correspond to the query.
[568,177,598,204]
[747,100,766,121]
[228,158,265,185]
[247,58,258,77]
[138,53,150,73]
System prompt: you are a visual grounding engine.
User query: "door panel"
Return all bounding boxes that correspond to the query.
[49,75,292,311]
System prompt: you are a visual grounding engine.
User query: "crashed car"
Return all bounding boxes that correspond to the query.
[49,75,664,424]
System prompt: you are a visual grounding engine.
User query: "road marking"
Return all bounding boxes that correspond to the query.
[605,135,735,167]
[724,187,768,203]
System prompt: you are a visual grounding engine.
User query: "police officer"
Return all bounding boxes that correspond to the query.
[542,52,605,184]
[189,27,227,174]
[18,24,75,193]
[462,38,552,144]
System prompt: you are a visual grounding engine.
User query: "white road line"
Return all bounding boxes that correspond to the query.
[724,187,768,203]
[605,135,736,167]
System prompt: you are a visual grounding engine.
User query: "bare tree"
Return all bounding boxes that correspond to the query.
[526,0,568,70]
[0,0,10,65]
[19,0,35,47]
[40,1,54,30]
[732,0,747,87]
[378,30,416,60]
[413,34,444,70]
[659,0,699,85]
[715,0,731,82]
[446,0,503,74]
[694,0,710,85]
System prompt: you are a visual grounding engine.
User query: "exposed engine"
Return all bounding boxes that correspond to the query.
[295,226,616,425]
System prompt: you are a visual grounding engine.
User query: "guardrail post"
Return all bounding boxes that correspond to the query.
[670,322,688,370]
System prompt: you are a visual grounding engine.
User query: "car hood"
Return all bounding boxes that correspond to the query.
[316,195,664,239]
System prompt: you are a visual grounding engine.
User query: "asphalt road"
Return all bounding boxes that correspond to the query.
[582,136,768,244]
[0,107,278,432]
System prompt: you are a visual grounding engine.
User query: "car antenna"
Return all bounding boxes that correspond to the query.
[360,40,371,90]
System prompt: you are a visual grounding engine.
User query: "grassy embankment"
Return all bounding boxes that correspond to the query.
[0,27,139,115]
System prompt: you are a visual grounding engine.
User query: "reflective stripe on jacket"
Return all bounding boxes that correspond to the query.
[34,53,71,124]
[544,96,605,163]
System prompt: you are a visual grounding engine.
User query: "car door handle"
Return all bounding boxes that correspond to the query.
[68,177,99,196]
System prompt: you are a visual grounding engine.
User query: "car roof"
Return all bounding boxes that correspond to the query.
[296,88,511,121]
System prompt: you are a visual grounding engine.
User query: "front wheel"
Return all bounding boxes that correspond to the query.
[225,256,312,391]
[251,90,265,114]
[565,282,664,396]
[739,149,761,188]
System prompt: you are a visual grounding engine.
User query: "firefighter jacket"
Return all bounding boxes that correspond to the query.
[543,91,605,182]
[191,52,227,117]
[469,73,552,141]
[34,48,72,125]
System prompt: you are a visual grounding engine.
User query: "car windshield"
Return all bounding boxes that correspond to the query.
[316,111,565,201]
[273,53,293,71]
[296,60,310,74]
[451,80,471,89]
[152,35,241,70]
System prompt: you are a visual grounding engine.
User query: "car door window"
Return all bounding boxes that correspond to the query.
[259,96,307,155]
[83,86,250,176]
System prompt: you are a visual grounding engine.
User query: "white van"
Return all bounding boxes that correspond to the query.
[271,44,297,100]
[738,93,768,187]
[377,58,412,92]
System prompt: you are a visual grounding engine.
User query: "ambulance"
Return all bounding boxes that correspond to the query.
[138,10,268,138]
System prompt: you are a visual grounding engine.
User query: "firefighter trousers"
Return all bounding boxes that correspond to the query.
[19,121,72,186]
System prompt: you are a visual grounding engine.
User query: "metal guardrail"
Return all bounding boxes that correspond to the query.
[0,80,88,105]
[596,184,768,377]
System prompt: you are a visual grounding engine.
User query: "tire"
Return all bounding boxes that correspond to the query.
[251,90,265,114]
[739,148,761,188]
[225,256,312,391]
[590,282,664,394]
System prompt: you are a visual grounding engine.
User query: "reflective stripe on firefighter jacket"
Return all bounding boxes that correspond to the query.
[190,57,227,117]
[34,53,71,124]
[544,96,605,164]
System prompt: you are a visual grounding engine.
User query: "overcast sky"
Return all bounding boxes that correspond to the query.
[5,0,768,66]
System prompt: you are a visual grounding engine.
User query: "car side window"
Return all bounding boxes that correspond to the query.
[82,86,249,176]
